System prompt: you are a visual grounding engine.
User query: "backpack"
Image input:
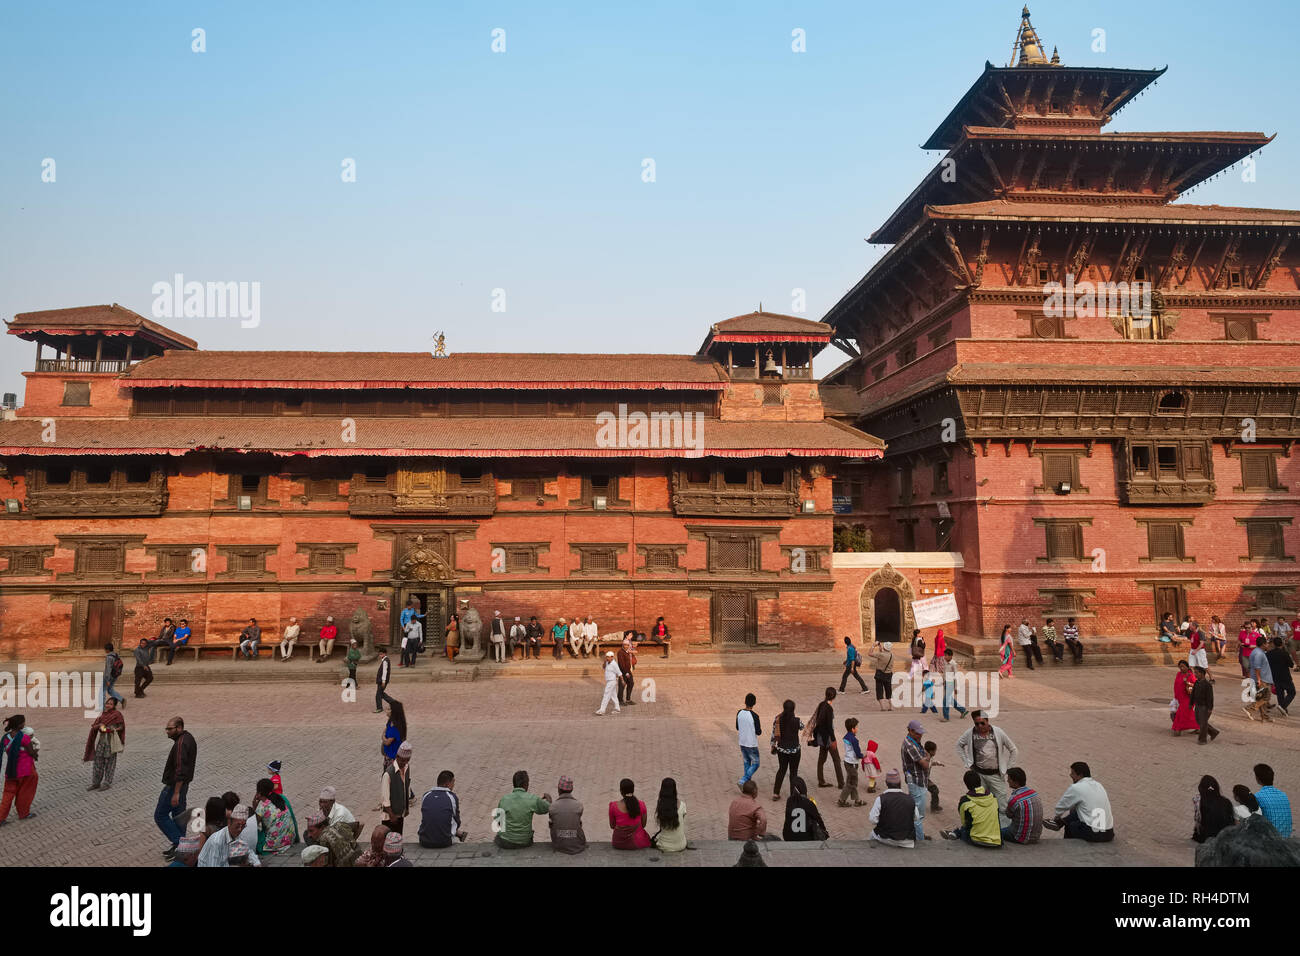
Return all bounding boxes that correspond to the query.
[110,654,124,679]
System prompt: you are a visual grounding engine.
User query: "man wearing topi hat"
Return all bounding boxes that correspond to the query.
[596,650,623,716]
[868,769,921,848]
[383,830,413,867]
[380,740,414,834]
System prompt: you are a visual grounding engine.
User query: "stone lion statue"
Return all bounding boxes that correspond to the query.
[350,608,377,662]
[458,603,485,661]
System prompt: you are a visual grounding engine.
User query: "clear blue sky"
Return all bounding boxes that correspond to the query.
[2,0,1296,397]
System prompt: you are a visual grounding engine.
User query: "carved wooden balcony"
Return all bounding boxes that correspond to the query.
[670,488,800,517]
[1119,477,1216,505]
[348,488,497,517]
[25,486,168,517]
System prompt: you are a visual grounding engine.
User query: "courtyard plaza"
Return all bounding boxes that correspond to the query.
[1,654,1295,866]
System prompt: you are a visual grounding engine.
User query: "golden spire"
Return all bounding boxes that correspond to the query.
[1010,5,1050,66]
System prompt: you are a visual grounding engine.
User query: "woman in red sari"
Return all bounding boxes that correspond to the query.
[1171,660,1200,735]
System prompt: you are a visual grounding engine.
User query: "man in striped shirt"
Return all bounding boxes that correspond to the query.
[1002,766,1043,844]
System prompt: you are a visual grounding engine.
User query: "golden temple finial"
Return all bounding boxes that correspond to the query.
[1009,5,1050,66]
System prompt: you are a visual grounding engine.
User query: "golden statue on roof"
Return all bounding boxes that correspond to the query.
[431,331,448,358]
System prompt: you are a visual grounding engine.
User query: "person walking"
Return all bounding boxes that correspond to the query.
[1266,637,1295,716]
[955,710,1018,823]
[930,628,948,672]
[380,741,413,835]
[1208,615,1227,660]
[1171,661,1200,735]
[1244,638,1275,722]
[810,687,844,790]
[345,639,361,683]
[156,716,197,860]
[0,715,39,824]
[102,642,126,710]
[83,696,125,791]
[1190,665,1219,744]
[381,700,406,771]
[770,699,803,800]
[317,617,338,662]
[374,648,392,713]
[839,717,866,808]
[736,693,761,788]
[839,636,869,694]
[616,637,637,706]
[595,651,623,715]
[867,640,894,710]
[940,648,968,721]
[998,625,1015,679]
[132,636,159,698]
[900,720,930,842]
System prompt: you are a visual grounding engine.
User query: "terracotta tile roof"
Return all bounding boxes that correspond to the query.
[125,351,727,390]
[947,363,1300,387]
[927,200,1300,225]
[962,127,1273,144]
[699,312,832,355]
[0,416,884,458]
[7,304,198,350]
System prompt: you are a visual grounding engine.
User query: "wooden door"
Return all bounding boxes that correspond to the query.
[1154,586,1186,631]
[713,590,755,645]
[86,599,115,649]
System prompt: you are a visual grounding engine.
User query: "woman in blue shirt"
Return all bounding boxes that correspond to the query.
[381,699,407,771]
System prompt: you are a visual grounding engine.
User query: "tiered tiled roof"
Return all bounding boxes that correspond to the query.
[7,304,198,350]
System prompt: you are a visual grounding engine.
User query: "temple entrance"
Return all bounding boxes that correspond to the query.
[858,563,917,646]
[712,590,757,645]
[874,588,901,643]
[396,588,449,648]
[1153,585,1187,634]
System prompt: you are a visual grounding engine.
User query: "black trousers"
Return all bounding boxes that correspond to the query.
[773,750,801,796]
[552,640,564,660]
[1046,640,1064,662]
[1066,638,1084,663]
[1063,809,1114,842]
[874,671,892,700]
[1276,683,1296,712]
[1194,704,1218,742]
[133,665,153,696]
[840,663,868,693]
[375,685,394,711]
[817,744,844,788]
[1025,639,1043,666]
[619,673,635,703]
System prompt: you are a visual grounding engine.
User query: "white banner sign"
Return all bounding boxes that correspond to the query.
[912,593,960,630]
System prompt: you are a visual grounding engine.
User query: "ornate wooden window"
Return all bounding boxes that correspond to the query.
[1113,312,1171,340]
[1035,518,1090,562]
[1139,520,1192,562]
[638,545,684,572]
[570,543,626,575]
[1246,587,1294,613]
[490,542,549,573]
[1020,309,1065,339]
[134,390,171,415]
[1237,451,1284,492]
[933,461,950,496]
[361,462,390,486]
[147,545,206,577]
[1039,589,1095,617]
[85,462,113,486]
[762,384,783,406]
[62,382,91,406]
[511,477,542,498]
[579,472,628,508]
[709,534,761,572]
[1036,450,1085,493]
[1238,519,1292,562]
[0,546,54,576]
[221,471,270,506]
[931,518,954,550]
[296,543,357,575]
[1217,313,1267,341]
[216,545,277,579]
[897,464,913,504]
[44,463,72,486]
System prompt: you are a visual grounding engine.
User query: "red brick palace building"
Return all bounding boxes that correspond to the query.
[823,9,1300,638]
[0,305,882,657]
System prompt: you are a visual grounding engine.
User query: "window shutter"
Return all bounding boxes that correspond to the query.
[87,547,118,572]
[1043,454,1074,488]
[1047,523,1081,560]
[1247,522,1283,560]
[1241,453,1272,490]
[1148,523,1180,560]
[1182,444,1204,474]
[714,538,753,571]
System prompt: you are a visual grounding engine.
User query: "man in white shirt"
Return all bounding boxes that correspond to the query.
[319,785,361,839]
[736,693,761,787]
[279,618,301,661]
[1043,761,1114,842]
[596,651,622,715]
[1017,619,1041,669]
[581,616,599,657]
[569,617,585,658]
[197,805,262,867]
[509,617,527,661]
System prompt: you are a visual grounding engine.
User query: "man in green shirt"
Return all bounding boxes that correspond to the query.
[495,770,552,849]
